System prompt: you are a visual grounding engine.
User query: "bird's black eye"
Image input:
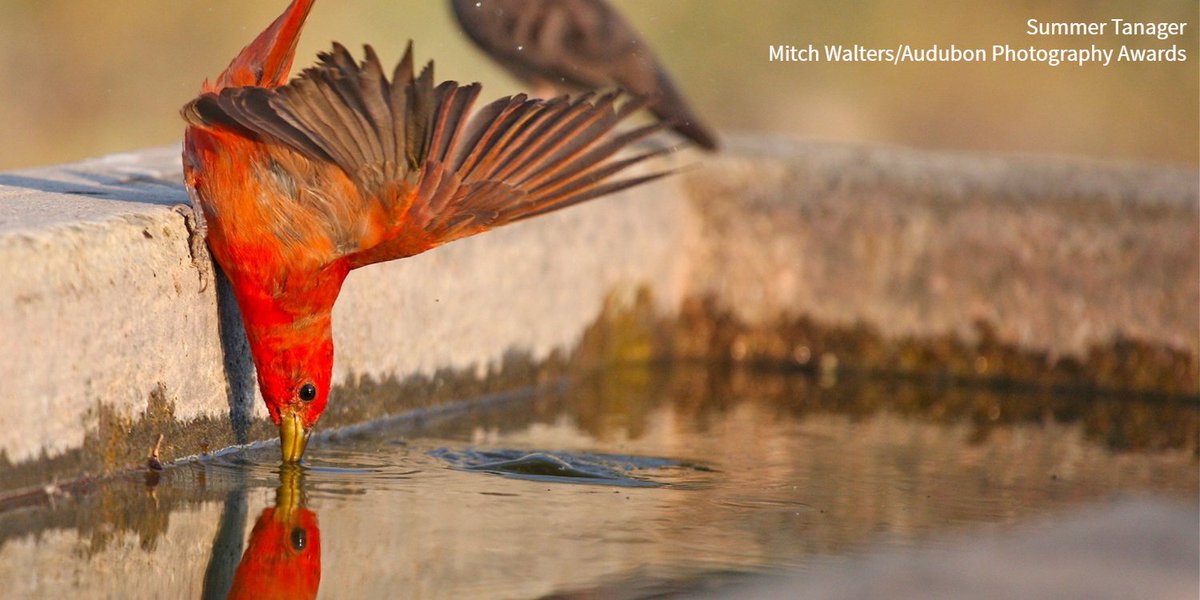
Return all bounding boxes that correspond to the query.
[299,383,317,402]
[290,527,307,551]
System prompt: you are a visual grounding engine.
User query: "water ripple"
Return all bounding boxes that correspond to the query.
[430,448,712,488]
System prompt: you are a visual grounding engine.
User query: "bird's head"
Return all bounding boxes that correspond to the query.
[262,336,332,463]
[245,306,336,463]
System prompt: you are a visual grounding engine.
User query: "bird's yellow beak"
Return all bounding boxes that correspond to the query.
[279,409,311,463]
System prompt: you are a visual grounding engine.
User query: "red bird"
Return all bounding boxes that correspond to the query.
[182,0,668,462]
[228,468,321,600]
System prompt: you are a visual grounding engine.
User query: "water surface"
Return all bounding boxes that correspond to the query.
[0,365,1194,598]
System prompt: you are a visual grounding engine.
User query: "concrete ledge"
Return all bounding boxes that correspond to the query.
[1,136,1196,494]
[684,138,1198,359]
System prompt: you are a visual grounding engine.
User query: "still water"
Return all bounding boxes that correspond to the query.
[0,365,1195,598]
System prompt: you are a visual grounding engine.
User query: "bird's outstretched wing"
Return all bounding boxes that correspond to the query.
[451,0,718,150]
[183,42,669,269]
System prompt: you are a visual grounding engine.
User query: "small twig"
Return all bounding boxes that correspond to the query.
[146,433,165,471]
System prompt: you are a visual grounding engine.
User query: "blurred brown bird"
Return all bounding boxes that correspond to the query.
[451,0,719,151]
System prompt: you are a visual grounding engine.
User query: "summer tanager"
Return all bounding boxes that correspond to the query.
[182,0,669,462]
[451,0,719,150]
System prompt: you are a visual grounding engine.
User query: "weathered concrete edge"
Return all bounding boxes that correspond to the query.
[684,136,1199,362]
[1,136,1196,492]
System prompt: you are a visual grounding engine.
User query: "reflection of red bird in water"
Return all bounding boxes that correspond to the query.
[182,0,669,462]
[229,468,320,600]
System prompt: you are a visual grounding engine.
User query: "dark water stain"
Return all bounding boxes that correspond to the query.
[576,290,1198,399]
[0,349,571,502]
[0,384,262,507]
[576,291,1198,453]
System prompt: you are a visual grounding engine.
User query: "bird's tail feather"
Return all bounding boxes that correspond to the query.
[211,0,316,91]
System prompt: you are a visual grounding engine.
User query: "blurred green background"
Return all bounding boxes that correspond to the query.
[0,0,1195,169]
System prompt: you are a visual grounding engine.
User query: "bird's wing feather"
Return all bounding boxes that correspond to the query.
[450,0,717,149]
[183,42,669,268]
[452,0,632,89]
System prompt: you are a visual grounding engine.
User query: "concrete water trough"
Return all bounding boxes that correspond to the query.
[0,135,1196,498]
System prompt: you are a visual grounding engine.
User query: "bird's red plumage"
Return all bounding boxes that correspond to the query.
[182,0,671,461]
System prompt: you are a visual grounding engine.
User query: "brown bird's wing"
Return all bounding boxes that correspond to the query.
[451,0,718,150]
[182,43,669,269]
